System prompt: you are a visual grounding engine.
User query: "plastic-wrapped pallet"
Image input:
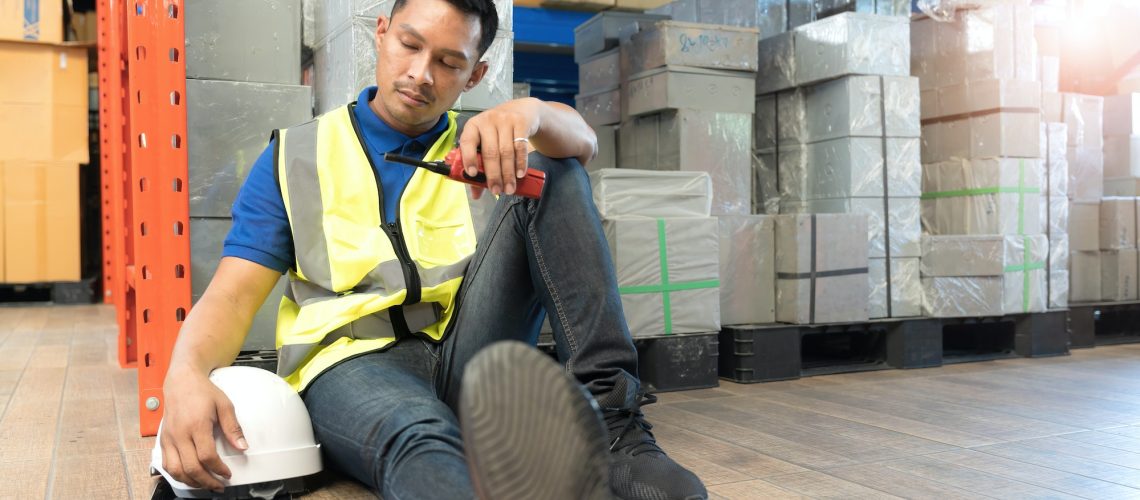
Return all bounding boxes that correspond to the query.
[921,158,1045,236]
[1039,122,1069,197]
[920,79,1042,163]
[1063,94,1104,202]
[775,214,870,324]
[780,198,920,259]
[718,215,776,325]
[617,109,752,215]
[620,21,760,76]
[911,4,1037,87]
[777,137,920,202]
[1099,198,1138,250]
[921,235,1048,317]
[605,217,721,337]
[1039,195,1069,309]
[1104,94,1140,181]
[623,66,756,118]
[758,75,920,146]
[869,257,922,318]
[1067,146,1105,202]
[589,169,712,218]
[1101,249,1139,301]
[1070,250,1101,302]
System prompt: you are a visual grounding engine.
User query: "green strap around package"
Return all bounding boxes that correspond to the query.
[921,159,1045,312]
[618,219,720,335]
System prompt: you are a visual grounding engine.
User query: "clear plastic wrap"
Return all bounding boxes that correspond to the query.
[576,87,621,126]
[314,0,511,47]
[190,218,288,350]
[1063,93,1105,150]
[776,88,806,146]
[604,217,721,337]
[578,48,621,95]
[718,215,777,325]
[921,157,1045,236]
[574,11,670,63]
[969,112,1042,160]
[753,94,778,152]
[802,76,883,142]
[752,152,781,215]
[780,197,921,259]
[1100,249,1139,302]
[1066,146,1105,202]
[187,80,314,219]
[792,12,909,87]
[869,257,922,319]
[621,21,759,76]
[624,66,757,118]
[756,31,797,94]
[1070,250,1101,303]
[589,124,618,172]
[1099,198,1137,250]
[1068,201,1100,252]
[453,32,515,112]
[1041,122,1069,197]
[1041,195,1069,241]
[185,0,303,85]
[779,137,884,201]
[1103,93,1139,136]
[887,138,922,198]
[590,168,713,218]
[1048,235,1068,309]
[962,4,1037,83]
[883,76,922,138]
[815,0,911,19]
[920,234,1047,317]
[775,214,870,324]
[1104,135,1140,179]
[617,109,752,215]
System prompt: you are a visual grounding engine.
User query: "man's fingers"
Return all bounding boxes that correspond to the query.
[497,127,517,195]
[458,121,481,177]
[513,127,528,179]
[185,426,226,491]
[479,126,503,196]
[161,440,198,489]
[216,398,248,452]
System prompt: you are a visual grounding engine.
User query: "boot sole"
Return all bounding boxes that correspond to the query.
[460,341,611,500]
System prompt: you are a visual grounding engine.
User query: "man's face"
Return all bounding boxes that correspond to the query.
[372,0,488,132]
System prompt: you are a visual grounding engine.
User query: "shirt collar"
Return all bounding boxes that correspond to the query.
[353,86,449,154]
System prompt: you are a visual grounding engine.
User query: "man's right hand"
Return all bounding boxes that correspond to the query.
[159,369,248,492]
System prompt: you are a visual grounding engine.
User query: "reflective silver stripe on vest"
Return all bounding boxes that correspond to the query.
[417,255,472,289]
[276,302,443,376]
[282,119,334,291]
[287,260,407,306]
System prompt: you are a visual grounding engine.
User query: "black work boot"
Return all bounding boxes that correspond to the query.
[460,341,612,500]
[604,394,708,500]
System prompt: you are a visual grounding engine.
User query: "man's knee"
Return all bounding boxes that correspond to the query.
[526,152,591,199]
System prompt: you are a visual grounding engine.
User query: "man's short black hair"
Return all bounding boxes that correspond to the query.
[391,0,499,56]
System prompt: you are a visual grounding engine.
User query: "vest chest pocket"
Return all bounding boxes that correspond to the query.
[412,217,476,266]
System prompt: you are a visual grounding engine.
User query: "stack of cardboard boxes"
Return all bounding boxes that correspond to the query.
[754,12,916,321]
[0,2,84,283]
[914,3,1049,317]
[1057,94,1107,301]
[185,0,312,350]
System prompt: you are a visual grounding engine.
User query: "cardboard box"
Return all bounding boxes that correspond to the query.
[756,31,796,94]
[921,158,1045,236]
[921,112,1041,163]
[605,216,721,337]
[1041,195,1069,240]
[0,0,62,43]
[779,137,920,202]
[590,168,712,218]
[578,48,620,95]
[620,21,759,76]
[920,234,1048,316]
[2,161,79,283]
[792,13,909,87]
[0,40,88,163]
[1062,93,1104,150]
[718,215,776,325]
[1100,197,1138,250]
[926,79,1041,121]
[1070,250,1101,302]
[1048,235,1069,309]
[576,86,621,126]
[1100,249,1139,302]
[1067,146,1105,202]
[1040,122,1068,197]
[780,197,921,259]
[793,75,920,143]
[958,4,1038,83]
[617,109,751,215]
[590,124,618,171]
[186,0,302,84]
[1104,93,1139,137]
[869,257,922,319]
[1069,200,1100,252]
[752,152,779,215]
[775,214,870,324]
[1042,91,1063,122]
[1039,56,1059,93]
[1104,135,1140,179]
[573,11,669,63]
[624,66,756,118]
[1105,177,1140,197]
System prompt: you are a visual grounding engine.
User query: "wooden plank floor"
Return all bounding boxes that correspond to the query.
[3,304,1140,499]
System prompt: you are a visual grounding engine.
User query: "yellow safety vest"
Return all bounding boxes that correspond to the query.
[272,104,476,392]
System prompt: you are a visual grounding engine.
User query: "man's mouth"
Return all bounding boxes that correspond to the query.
[398,88,430,107]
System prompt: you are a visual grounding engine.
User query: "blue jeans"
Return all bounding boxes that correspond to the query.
[302,154,640,499]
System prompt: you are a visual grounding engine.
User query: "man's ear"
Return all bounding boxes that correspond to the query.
[464,61,490,92]
[374,15,391,52]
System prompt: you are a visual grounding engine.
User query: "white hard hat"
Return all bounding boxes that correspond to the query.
[151,366,322,499]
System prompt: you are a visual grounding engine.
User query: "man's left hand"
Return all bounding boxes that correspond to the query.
[458,98,541,199]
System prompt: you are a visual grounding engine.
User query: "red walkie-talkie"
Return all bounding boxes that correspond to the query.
[385,149,546,199]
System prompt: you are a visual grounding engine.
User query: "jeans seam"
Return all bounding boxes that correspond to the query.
[526,201,579,363]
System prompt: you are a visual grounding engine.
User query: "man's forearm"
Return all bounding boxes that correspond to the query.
[526,98,598,166]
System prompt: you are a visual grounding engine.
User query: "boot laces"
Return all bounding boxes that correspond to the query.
[603,393,662,456]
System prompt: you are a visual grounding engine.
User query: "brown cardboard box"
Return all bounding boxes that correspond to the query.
[0,0,63,43]
[0,164,4,281]
[3,161,79,283]
[0,40,88,163]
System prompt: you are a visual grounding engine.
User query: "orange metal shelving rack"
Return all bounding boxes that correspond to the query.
[97,0,190,437]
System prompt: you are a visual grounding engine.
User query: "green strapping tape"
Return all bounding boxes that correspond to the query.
[920,185,1041,200]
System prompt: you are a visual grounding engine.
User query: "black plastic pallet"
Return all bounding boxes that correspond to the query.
[720,311,1069,384]
[0,277,98,304]
[1068,301,1140,347]
[538,331,720,393]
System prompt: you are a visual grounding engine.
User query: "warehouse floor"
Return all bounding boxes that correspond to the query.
[3,305,1140,499]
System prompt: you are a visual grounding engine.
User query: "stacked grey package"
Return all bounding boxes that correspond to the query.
[649,0,909,38]
[186,0,313,350]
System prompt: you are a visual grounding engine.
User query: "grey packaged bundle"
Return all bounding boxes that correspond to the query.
[187,80,314,219]
[1070,250,1101,302]
[921,158,1044,236]
[574,11,670,63]
[814,0,911,19]
[618,109,752,215]
[786,75,920,143]
[191,218,288,350]
[1040,195,1069,240]
[590,168,712,218]
[1067,146,1105,202]
[920,234,1048,317]
[775,214,870,324]
[792,13,910,87]
[1101,249,1139,302]
[756,31,796,94]
[1049,237,1069,309]
[605,217,721,337]
[781,197,921,259]
[1104,135,1140,179]
[624,66,757,118]
[1062,93,1104,150]
[650,0,815,33]
[621,21,760,76]
[576,87,621,126]
[1104,93,1140,137]
[186,0,302,85]
[578,48,621,95]
[958,4,1038,83]
[1040,122,1069,197]
[752,152,780,215]
[590,124,618,171]
[869,257,922,318]
[1099,198,1138,250]
[779,137,919,202]
[718,215,776,325]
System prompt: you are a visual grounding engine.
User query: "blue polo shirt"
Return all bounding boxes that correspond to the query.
[222,87,450,273]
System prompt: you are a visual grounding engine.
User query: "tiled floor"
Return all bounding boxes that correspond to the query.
[3,304,1140,499]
